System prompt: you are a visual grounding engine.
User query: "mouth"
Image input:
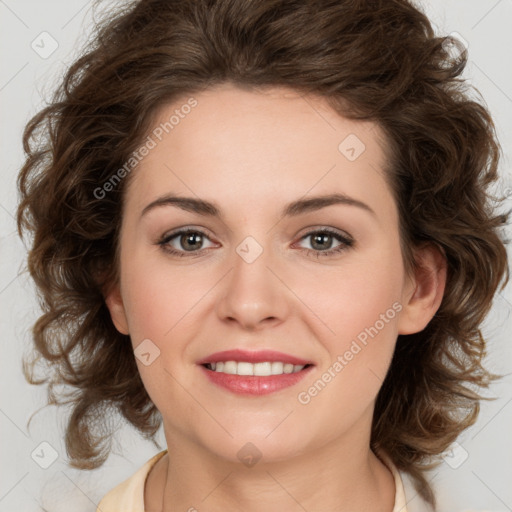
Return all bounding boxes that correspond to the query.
[202,361,314,376]
[197,349,315,395]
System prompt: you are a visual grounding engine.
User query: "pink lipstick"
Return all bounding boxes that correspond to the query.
[197,349,314,396]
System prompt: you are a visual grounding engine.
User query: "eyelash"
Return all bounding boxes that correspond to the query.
[157,227,354,259]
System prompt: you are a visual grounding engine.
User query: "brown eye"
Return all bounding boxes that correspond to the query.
[296,229,354,258]
[158,229,216,257]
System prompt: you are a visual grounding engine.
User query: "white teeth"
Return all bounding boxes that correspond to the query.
[237,362,254,376]
[223,361,237,374]
[206,360,306,376]
[270,362,283,375]
[255,362,272,376]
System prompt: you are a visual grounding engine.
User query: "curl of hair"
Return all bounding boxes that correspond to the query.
[16,0,509,507]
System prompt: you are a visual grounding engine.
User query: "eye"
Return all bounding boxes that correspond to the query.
[156,226,354,259]
[157,228,216,257]
[295,228,354,258]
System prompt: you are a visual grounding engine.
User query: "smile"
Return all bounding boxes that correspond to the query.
[197,349,315,395]
[199,362,314,396]
[204,361,308,376]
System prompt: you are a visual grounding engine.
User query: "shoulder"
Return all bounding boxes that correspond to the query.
[375,449,434,512]
[96,450,168,512]
[398,470,435,512]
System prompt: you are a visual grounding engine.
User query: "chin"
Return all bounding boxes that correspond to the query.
[195,427,314,467]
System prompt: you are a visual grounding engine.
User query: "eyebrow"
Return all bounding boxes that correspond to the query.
[140,192,376,220]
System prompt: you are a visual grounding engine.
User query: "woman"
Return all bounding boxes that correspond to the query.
[16,0,509,510]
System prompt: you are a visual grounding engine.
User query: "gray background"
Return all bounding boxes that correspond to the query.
[1,1,511,511]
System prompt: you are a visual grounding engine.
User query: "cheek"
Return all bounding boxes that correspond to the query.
[118,255,206,405]
[332,270,402,345]
[300,242,404,343]
[298,244,404,394]
[313,278,400,396]
[294,289,401,435]
[120,252,208,343]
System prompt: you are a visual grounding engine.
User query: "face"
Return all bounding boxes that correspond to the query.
[105,83,441,464]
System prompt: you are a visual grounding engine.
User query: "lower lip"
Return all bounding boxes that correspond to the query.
[199,364,314,395]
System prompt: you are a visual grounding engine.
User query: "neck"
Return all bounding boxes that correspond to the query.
[154,432,396,512]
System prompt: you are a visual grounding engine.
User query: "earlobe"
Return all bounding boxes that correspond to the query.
[397,244,447,335]
[103,281,130,335]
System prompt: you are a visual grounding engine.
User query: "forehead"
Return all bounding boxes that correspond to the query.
[123,84,396,222]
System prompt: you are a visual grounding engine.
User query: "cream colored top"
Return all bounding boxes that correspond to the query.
[95,449,432,512]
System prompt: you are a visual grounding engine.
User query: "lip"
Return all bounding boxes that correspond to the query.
[197,349,315,396]
[199,364,314,396]
[197,349,313,366]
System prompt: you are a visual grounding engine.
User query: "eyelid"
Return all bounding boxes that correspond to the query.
[294,225,354,241]
[158,225,352,245]
[158,226,218,249]
[157,225,354,258]
[292,227,354,255]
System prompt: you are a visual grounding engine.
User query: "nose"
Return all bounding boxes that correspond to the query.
[215,240,290,331]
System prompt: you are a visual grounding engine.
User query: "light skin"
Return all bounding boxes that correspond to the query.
[104,83,447,512]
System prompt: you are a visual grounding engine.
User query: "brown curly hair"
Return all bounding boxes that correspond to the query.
[16,0,509,507]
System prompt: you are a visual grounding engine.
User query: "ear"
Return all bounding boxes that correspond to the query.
[397,243,447,335]
[103,280,130,335]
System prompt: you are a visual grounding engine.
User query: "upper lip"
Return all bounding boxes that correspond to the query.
[197,349,314,366]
